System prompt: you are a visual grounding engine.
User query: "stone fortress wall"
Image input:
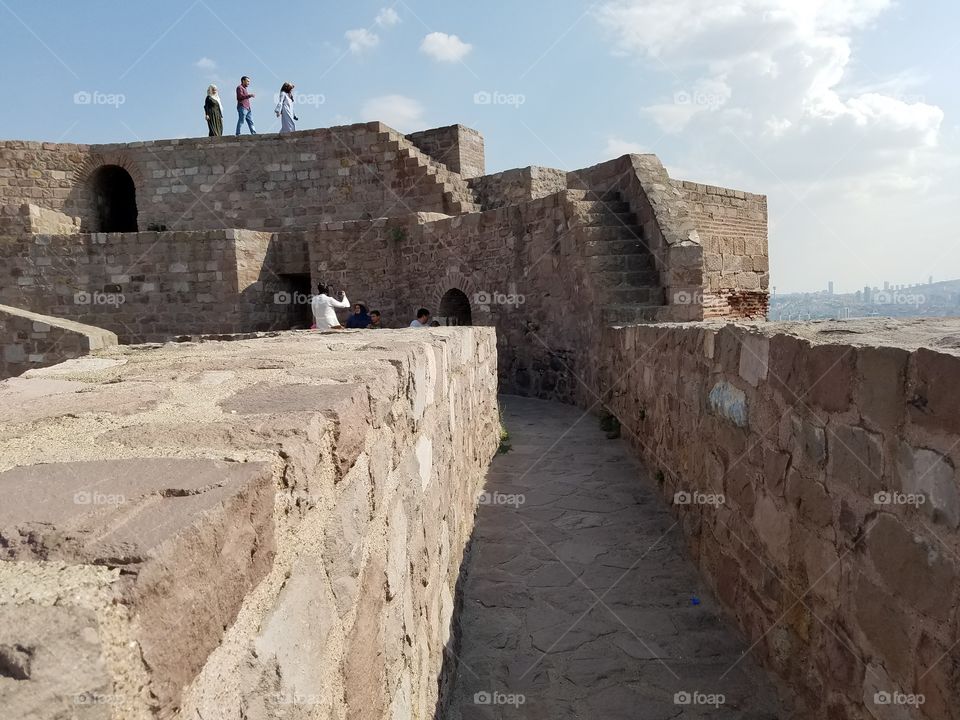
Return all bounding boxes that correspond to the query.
[4,120,954,719]
[0,328,499,720]
[594,319,960,720]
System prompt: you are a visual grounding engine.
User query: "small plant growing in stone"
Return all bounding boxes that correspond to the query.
[389,227,407,243]
[498,421,511,454]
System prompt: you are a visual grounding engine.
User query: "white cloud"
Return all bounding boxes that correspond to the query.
[595,0,955,290]
[194,57,220,81]
[361,95,425,132]
[345,28,379,55]
[420,32,472,62]
[375,7,400,26]
[604,137,649,157]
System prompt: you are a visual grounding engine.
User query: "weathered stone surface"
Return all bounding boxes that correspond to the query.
[897,443,959,528]
[0,328,500,720]
[865,513,957,621]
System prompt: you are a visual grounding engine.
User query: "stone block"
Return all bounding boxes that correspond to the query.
[897,443,959,529]
[827,424,885,498]
[856,346,908,430]
[865,513,957,621]
[909,348,960,435]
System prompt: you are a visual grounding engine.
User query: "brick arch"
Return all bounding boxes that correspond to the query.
[73,152,147,189]
[73,153,145,232]
[429,268,480,311]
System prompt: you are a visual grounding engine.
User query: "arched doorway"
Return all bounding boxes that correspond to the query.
[438,288,472,326]
[90,165,138,232]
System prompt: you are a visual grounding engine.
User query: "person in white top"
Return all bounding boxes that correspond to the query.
[409,308,431,327]
[312,283,350,329]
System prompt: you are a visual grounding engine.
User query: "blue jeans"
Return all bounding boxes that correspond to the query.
[236,106,256,135]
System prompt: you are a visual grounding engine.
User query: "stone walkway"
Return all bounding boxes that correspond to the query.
[445,395,792,719]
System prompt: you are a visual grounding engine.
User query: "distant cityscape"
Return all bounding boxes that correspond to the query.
[769,277,960,320]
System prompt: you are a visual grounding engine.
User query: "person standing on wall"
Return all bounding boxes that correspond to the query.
[312,283,350,330]
[275,82,298,134]
[236,76,256,135]
[204,85,223,136]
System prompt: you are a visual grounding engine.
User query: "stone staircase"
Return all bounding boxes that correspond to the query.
[564,189,665,324]
[383,130,482,215]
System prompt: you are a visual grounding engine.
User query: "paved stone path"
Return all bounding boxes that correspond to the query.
[445,395,792,719]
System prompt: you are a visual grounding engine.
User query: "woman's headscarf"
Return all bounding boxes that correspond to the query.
[207,84,221,109]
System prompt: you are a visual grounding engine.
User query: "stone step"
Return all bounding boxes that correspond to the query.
[602,303,664,324]
[578,225,645,243]
[565,189,622,203]
[582,238,650,257]
[595,269,660,287]
[567,199,631,215]
[603,286,662,304]
[586,253,656,272]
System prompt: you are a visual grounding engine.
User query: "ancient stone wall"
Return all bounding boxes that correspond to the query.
[306,194,616,404]
[0,327,500,720]
[406,124,486,179]
[0,228,295,343]
[595,319,960,720]
[468,165,568,209]
[0,122,479,233]
[0,303,117,379]
[675,180,769,318]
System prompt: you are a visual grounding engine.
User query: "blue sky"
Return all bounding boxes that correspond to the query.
[1,0,958,292]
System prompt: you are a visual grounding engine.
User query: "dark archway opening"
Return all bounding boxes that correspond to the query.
[90,165,138,232]
[438,288,472,326]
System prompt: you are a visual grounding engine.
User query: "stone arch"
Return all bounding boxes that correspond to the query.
[438,288,472,326]
[73,154,145,232]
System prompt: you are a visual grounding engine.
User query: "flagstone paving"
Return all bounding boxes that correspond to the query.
[444,395,794,719]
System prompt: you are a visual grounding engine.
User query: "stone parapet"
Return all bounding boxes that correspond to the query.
[596,317,960,720]
[0,327,500,720]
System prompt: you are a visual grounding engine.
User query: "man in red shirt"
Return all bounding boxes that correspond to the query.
[235,76,256,135]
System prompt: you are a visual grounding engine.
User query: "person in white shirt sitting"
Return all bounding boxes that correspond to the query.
[312,283,350,330]
[409,308,431,328]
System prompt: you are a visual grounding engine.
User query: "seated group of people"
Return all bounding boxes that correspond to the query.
[310,283,439,330]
